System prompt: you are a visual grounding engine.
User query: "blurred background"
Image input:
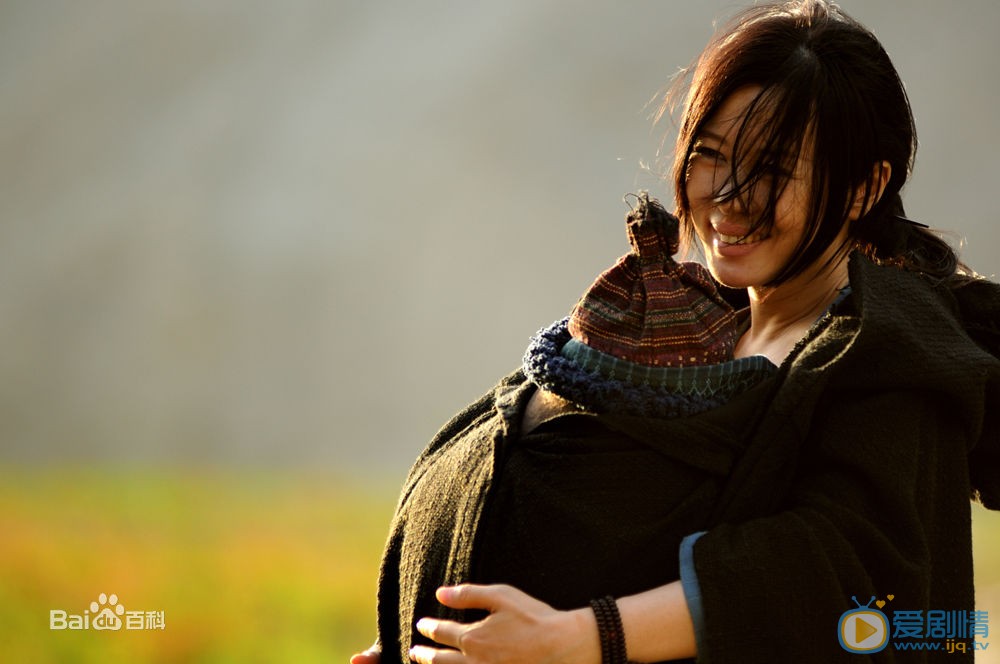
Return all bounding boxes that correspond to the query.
[1,1,998,661]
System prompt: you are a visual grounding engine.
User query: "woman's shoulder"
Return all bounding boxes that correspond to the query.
[786,253,1000,401]
[846,253,1000,359]
[778,254,999,395]
[835,254,1000,510]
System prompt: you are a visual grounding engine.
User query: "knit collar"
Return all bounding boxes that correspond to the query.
[523,317,776,419]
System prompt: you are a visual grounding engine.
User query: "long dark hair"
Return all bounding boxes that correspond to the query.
[664,0,958,282]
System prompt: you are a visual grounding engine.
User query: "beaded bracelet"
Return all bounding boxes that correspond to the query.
[589,595,629,664]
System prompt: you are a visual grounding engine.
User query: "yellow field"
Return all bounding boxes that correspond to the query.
[0,467,397,663]
[1,468,998,662]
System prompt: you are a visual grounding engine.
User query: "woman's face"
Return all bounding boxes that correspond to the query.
[684,86,828,289]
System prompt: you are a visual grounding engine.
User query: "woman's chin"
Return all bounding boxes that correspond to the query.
[706,261,757,290]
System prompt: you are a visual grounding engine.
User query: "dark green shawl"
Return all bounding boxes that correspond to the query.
[375,255,1000,663]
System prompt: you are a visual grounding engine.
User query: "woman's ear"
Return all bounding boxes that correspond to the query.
[848,160,892,221]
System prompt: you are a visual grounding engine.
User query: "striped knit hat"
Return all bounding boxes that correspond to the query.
[568,193,736,367]
[522,193,773,417]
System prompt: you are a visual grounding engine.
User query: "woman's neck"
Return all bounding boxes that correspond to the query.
[735,256,850,365]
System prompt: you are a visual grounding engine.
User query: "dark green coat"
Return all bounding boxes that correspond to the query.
[375,254,1000,663]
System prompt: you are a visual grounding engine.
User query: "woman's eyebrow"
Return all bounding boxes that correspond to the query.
[695,129,727,144]
[696,128,795,163]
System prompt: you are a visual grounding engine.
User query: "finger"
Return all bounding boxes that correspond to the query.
[349,646,380,663]
[351,639,382,664]
[408,645,465,664]
[349,641,381,664]
[415,618,465,649]
[349,653,380,664]
[436,583,513,611]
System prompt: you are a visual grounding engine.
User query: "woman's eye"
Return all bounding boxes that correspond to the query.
[690,145,724,162]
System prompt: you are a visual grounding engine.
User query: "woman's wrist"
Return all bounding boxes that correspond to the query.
[563,605,602,664]
[616,581,696,662]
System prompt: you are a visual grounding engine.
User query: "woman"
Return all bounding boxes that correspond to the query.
[354,1,1000,661]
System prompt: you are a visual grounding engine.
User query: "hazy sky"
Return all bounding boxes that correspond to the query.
[1,1,998,473]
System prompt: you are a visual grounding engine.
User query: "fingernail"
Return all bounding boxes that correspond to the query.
[436,586,452,601]
[415,617,430,633]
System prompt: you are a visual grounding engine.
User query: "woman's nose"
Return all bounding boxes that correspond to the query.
[712,177,751,213]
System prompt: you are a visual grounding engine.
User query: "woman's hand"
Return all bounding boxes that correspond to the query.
[409,584,600,664]
[350,641,381,664]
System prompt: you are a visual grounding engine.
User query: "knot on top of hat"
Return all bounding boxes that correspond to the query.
[567,192,738,367]
[625,192,680,266]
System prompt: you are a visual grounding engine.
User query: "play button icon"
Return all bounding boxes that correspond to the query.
[838,609,888,653]
[854,615,878,642]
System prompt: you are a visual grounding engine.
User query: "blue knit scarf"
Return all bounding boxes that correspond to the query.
[522,318,776,418]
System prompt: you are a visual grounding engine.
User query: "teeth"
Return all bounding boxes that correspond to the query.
[716,230,766,245]
[718,232,748,244]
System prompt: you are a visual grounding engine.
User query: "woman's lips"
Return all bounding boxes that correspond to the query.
[712,225,766,245]
[713,236,756,257]
[710,226,766,256]
[708,213,766,254]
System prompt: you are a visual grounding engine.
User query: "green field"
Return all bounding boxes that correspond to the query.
[2,468,999,662]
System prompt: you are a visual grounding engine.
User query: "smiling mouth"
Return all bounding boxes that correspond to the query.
[716,231,766,245]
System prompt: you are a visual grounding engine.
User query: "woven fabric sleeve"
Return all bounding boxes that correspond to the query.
[690,385,977,663]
